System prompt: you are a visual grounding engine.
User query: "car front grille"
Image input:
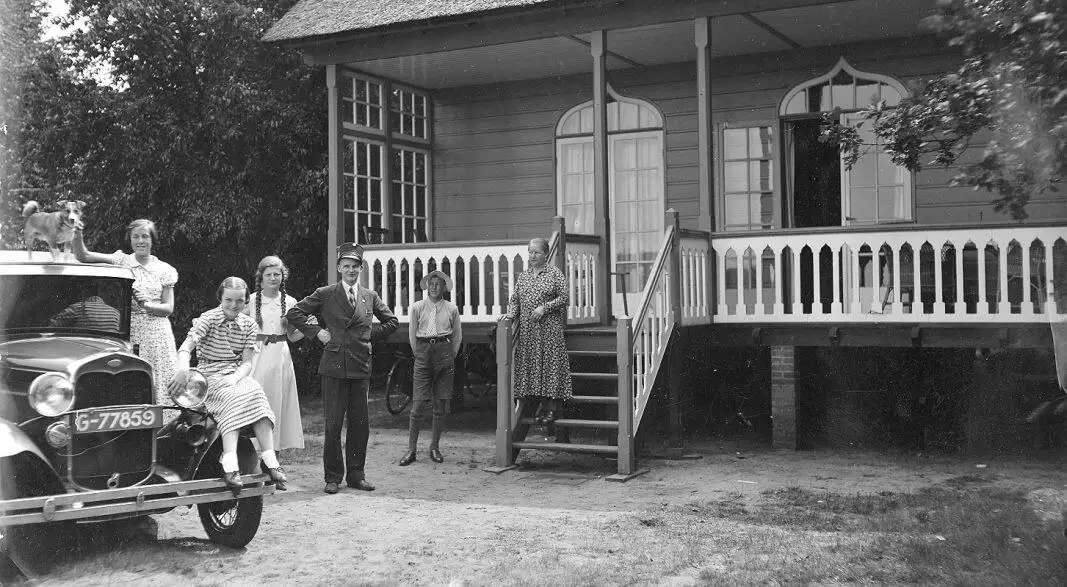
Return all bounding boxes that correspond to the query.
[70,428,155,489]
[74,371,154,409]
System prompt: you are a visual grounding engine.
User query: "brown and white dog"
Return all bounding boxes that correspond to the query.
[22,200,86,262]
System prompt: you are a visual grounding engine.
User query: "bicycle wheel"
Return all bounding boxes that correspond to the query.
[464,345,497,398]
[386,358,414,415]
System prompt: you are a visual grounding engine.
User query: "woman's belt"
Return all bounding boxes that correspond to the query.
[257,333,287,344]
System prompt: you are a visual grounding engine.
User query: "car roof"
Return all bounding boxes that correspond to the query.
[0,250,135,279]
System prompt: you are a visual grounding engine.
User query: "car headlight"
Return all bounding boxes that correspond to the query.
[28,373,76,416]
[169,369,208,409]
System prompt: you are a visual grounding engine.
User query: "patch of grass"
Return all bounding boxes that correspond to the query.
[687,484,1067,584]
[943,473,999,488]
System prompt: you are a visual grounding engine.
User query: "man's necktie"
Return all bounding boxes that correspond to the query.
[348,286,357,308]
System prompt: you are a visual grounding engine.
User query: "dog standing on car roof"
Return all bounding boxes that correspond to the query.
[22,199,86,261]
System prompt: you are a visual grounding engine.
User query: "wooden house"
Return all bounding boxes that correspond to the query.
[265,0,1066,477]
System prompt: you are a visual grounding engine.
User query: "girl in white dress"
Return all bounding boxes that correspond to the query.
[245,256,305,451]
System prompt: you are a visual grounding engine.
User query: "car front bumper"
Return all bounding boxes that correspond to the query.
[0,474,276,527]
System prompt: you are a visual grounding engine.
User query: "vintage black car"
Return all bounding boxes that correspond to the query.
[0,251,275,571]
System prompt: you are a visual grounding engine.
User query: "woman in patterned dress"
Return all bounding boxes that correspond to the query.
[244,256,304,451]
[73,220,179,407]
[169,277,287,490]
[503,237,573,424]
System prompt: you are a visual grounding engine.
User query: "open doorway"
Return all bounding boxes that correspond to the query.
[788,118,840,229]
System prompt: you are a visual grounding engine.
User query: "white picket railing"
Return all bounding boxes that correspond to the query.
[711,224,1066,323]
[564,236,601,325]
[678,230,712,326]
[360,240,529,323]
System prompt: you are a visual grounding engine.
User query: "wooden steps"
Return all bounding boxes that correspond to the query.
[571,372,618,381]
[518,417,619,429]
[569,395,618,404]
[512,441,617,455]
[510,327,624,462]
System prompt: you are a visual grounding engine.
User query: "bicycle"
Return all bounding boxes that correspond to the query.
[384,340,497,415]
[385,348,415,415]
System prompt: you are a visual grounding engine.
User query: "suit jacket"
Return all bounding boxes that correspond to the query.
[286,282,398,379]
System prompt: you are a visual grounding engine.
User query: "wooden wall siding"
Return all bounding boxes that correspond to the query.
[430,37,1065,241]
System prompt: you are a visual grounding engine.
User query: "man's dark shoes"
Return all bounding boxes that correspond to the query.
[324,481,340,494]
[429,448,444,463]
[399,452,417,466]
[347,479,376,491]
[267,467,288,491]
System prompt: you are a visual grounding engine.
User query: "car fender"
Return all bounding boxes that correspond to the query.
[0,419,52,463]
[0,420,64,500]
[190,433,262,478]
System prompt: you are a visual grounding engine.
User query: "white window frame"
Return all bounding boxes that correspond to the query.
[778,58,914,227]
[390,145,431,243]
[716,121,779,232]
[342,136,386,244]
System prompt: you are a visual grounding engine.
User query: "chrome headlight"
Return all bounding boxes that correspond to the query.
[170,369,208,409]
[28,373,76,416]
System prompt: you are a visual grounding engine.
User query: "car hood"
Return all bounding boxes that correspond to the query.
[0,336,132,373]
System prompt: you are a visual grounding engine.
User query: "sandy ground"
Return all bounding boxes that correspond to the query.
[21,393,1067,586]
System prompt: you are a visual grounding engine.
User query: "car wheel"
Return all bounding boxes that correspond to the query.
[193,449,264,549]
[0,456,75,578]
[196,494,264,549]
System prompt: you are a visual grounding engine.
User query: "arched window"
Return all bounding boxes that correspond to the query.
[780,58,904,116]
[778,58,912,227]
[555,88,664,315]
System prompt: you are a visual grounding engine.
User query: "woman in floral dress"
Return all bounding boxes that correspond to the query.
[245,256,304,451]
[503,237,572,423]
[74,219,179,408]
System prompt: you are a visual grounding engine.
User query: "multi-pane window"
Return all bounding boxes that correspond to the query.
[341,75,383,130]
[340,71,432,244]
[342,138,385,244]
[721,125,774,231]
[841,113,909,224]
[391,148,428,243]
[390,88,428,140]
[557,139,595,234]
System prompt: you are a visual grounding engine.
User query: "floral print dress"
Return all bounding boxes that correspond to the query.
[110,252,178,407]
[505,265,573,400]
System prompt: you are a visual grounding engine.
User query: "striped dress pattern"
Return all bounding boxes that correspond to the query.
[187,308,276,436]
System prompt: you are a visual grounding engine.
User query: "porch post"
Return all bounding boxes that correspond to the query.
[666,209,684,448]
[494,319,516,468]
[591,30,612,322]
[695,17,714,233]
[326,64,343,283]
[771,345,798,450]
[616,316,635,475]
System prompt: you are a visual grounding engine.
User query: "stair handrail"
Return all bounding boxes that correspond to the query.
[629,225,677,345]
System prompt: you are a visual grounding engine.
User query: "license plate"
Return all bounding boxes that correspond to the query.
[73,406,163,434]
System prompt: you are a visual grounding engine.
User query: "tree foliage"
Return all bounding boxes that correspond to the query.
[2,1,329,345]
[823,0,1066,219]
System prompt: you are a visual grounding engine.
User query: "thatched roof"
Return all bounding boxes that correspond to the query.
[263,0,577,44]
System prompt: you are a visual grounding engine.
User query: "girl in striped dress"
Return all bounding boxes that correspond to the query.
[169,277,287,491]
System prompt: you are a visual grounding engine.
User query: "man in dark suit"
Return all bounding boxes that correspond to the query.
[287,243,398,494]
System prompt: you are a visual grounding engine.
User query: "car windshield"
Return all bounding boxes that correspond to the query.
[0,275,132,337]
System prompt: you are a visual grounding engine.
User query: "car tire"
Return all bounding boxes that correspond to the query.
[196,494,264,549]
[193,445,264,549]
[0,456,75,578]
